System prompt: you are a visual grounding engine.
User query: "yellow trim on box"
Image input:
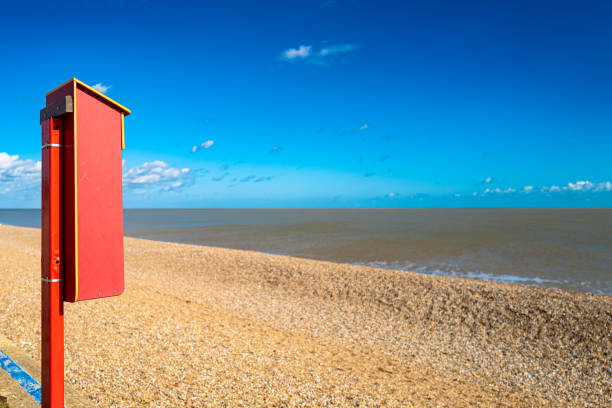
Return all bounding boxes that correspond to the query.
[75,79,131,115]
[48,78,131,301]
[121,113,125,149]
[47,78,131,116]
[73,80,79,302]
[45,78,75,97]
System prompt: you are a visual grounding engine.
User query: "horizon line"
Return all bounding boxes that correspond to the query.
[1,207,611,211]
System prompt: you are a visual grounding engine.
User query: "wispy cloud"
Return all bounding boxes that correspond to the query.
[162,181,185,192]
[320,0,336,8]
[255,176,273,183]
[123,160,192,192]
[280,43,358,65]
[359,123,368,131]
[483,176,493,184]
[212,172,229,182]
[92,83,110,93]
[0,152,41,194]
[233,174,273,184]
[269,146,282,154]
[473,180,612,196]
[483,187,516,195]
[541,180,612,193]
[191,140,214,153]
[383,133,399,140]
[595,181,612,192]
[318,43,359,57]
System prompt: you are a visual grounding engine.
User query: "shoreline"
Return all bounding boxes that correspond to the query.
[0,225,610,406]
[1,209,610,297]
[133,234,610,296]
[4,223,610,297]
[0,223,612,297]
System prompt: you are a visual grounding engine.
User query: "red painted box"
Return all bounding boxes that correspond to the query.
[45,78,130,302]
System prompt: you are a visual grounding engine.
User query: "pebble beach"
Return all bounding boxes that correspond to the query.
[0,225,610,407]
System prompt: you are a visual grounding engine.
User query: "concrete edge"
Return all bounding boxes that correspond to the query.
[0,334,90,407]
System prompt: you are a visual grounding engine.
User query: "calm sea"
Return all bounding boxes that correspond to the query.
[1,209,610,296]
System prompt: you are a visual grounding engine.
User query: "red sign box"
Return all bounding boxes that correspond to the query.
[45,78,130,302]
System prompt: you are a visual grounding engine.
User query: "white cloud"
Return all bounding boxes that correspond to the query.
[163,181,184,192]
[123,160,192,192]
[594,181,612,192]
[280,43,358,64]
[191,146,198,153]
[484,176,493,184]
[92,83,110,93]
[281,45,311,60]
[483,187,516,195]
[359,123,369,131]
[318,43,359,57]
[540,180,612,193]
[567,180,594,191]
[0,152,41,194]
[0,152,193,194]
[200,140,214,149]
[474,180,612,196]
[386,192,399,198]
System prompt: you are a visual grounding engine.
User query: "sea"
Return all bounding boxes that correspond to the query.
[1,209,610,296]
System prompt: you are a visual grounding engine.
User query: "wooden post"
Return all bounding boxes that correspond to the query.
[41,117,64,408]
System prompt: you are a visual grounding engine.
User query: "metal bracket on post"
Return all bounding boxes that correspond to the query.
[40,95,73,123]
[41,278,64,283]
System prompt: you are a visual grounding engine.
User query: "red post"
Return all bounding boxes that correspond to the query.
[41,117,64,408]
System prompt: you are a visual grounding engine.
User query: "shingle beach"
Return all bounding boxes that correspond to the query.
[0,225,610,407]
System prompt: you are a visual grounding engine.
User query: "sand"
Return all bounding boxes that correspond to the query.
[0,225,610,407]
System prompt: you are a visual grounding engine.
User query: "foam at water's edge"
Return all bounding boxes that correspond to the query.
[352,261,610,296]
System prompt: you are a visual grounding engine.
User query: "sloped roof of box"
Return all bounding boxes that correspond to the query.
[46,78,131,116]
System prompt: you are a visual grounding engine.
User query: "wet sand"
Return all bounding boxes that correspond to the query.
[0,225,610,407]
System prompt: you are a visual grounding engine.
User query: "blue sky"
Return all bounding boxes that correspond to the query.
[1,0,611,208]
